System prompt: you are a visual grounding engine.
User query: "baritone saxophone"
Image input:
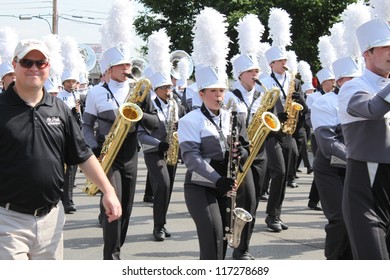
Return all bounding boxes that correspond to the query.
[83,78,151,196]
[165,97,179,166]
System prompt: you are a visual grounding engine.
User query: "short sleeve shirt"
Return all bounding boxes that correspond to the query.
[0,84,93,209]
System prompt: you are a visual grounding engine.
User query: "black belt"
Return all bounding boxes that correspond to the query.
[0,202,56,217]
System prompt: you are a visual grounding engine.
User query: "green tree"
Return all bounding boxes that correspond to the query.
[134,0,357,74]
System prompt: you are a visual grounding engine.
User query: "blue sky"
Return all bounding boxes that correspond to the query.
[0,0,144,45]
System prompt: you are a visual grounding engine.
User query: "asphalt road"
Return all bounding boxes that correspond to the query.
[64,153,327,260]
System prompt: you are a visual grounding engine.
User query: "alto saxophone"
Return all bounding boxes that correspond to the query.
[247,79,280,142]
[224,98,253,248]
[281,69,303,135]
[165,97,179,166]
[235,81,281,187]
[83,78,151,196]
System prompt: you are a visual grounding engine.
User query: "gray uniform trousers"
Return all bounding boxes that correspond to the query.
[144,151,175,227]
[313,151,352,259]
[184,183,228,260]
[343,159,390,259]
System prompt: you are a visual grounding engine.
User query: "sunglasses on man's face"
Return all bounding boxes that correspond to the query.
[15,58,49,69]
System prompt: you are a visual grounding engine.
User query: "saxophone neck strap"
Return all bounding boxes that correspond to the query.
[200,103,228,150]
[102,82,120,108]
[232,88,260,126]
[271,72,287,99]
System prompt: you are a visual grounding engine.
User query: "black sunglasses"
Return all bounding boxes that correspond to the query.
[15,58,49,69]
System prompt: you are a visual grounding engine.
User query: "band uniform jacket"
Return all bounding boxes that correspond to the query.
[178,106,249,189]
[338,68,390,163]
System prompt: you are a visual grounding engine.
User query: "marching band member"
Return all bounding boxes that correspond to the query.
[0,27,18,92]
[57,36,87,214]
[82,0,158,260]
[178,7,249,260]
[311,56,361,259]
[260,8,306,232]
[338,18,390,259]
[224,14,263,260]
[138,29,186,241]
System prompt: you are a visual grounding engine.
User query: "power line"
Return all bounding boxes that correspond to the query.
[59,15,101,26]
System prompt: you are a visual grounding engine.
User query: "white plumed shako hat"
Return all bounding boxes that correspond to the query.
[265,46,287,65]
[0,62,14,80]
[356,18,390,54]
[316,67,335,84]
[102,46,132,68]
[232,54,259,78]
[195,65,227,90]
[332,57,361,81]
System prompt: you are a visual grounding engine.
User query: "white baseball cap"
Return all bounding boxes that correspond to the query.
[14,39,50,60]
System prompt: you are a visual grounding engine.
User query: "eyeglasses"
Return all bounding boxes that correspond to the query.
[15,58,49,69]
[158,85,173,90]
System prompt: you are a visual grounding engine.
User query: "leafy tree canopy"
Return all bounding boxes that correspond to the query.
[134,0,359,75]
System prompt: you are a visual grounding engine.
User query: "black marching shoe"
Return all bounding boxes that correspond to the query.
[153,226,165,241]
[163,226,171,237]
[265,215,282,232]
[64,204,76,214]
[259,192,269,201]
[232,249,255,260]
[307,167,313,174]
[287,179,299,188]
[143,195,154,203]
[278,218,289,230]
[308,200,322,211]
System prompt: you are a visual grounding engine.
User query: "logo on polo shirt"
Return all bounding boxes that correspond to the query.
[46,116,61,126]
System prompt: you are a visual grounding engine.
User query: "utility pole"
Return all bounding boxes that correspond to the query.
[52,0,58,34]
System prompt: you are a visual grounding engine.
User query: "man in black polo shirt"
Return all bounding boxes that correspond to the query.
[0,39,122,260]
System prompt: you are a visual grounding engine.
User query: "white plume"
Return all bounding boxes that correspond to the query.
[178,57,190,79]
[99,0,136,52]
[0,27,18,63]
[61,36,86,76]
[370,0,390,21]
[268,7,292,47]
[329,22,347,60]
[286,50,298,73]
[257,42,271,75]
[341,2,372,59]
[230,54,241,80]
[318,35,336,69]
[236,14,264,56]
[42,34,64,78]
[297,60,313,83]
[147,28,171,75]
[191,7,230,70]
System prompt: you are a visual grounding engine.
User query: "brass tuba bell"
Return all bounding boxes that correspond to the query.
[130,57,149,80]
[78,43,97,72]
[169,50,194,80]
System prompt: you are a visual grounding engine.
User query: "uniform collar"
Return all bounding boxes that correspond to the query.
[364,68,390,87]
[108,79,129,90]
